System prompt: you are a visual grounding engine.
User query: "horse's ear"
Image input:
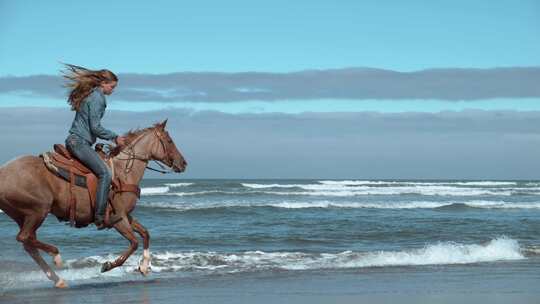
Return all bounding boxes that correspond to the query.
[160,119,168,129]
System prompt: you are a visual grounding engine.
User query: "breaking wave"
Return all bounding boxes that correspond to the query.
[140,186,170,195]
[137,200,540,211]
[165,182,193,187]
[0,237,523,288]
[145,238,524,272]
[240,182,537,197]
[139,181,539,198]
[318,180,518,187]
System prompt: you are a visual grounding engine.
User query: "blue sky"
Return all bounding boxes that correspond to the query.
[1,0,539,75]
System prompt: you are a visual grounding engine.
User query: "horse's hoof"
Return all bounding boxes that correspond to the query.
[55,279,68,288]
[138,266,150,276]
[101,262,112,273]
[53,254,63,268]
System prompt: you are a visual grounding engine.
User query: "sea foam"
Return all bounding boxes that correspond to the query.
[241,183,519,196]
[148,237,524,272]
[1,238,524,288]
[165,182,194,187]
[138,200,540,211]
[140,186,170,195]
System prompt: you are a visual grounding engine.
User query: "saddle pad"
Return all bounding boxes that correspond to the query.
[41,152,88,188]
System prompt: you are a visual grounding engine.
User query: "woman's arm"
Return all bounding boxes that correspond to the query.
[87,92,118,141]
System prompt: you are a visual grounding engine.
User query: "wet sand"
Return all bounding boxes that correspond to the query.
[2,264,539,304]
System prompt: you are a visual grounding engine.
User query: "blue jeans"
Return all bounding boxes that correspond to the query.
[65,134,111,219]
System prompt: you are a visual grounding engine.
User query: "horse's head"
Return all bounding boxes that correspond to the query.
[111,120,187,173]
[149,119,188,173]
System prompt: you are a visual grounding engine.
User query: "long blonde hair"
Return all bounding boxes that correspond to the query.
[62,63,118,111]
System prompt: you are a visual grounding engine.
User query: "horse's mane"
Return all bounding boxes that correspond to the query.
[109,122,161,157]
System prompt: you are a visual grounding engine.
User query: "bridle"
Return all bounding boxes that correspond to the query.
[111,128,178,174]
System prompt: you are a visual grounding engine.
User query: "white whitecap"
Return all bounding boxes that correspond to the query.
[269,201,451,209]
[242,183,302,189]
[140,186,170,195]
[135,237,526,272]
[165,182,193,187]
[243,182,526,197]
[0,237,524,290]
[452,181,517,186]
[138,199,540,211]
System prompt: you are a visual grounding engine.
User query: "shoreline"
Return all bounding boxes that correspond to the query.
[3,265,540,304]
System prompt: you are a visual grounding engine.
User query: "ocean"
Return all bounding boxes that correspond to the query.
[1,179,540,303]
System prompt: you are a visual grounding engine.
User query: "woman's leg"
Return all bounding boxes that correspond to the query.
[65,135,112,226]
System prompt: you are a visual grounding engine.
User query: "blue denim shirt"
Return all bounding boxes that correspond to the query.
[68,87,118,145]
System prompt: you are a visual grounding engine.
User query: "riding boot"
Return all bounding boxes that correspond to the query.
[94,172,120,229]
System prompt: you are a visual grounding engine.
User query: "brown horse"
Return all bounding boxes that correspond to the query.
[0,119,187,288]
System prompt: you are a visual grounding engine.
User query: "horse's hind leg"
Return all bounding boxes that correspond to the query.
[17,214,66,288]
[23,244,67,288]
[17,219,63,267]
[30,234,63,268]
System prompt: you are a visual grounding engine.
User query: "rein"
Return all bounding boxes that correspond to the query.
[108,128,176,174]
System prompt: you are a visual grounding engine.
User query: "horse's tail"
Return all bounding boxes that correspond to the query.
[0,159,12,209]
[0,161,9,214]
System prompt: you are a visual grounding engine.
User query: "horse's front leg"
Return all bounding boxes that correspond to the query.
[101,217,138,273]
[130,216,151,276]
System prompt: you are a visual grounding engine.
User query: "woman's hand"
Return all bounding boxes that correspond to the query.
[115,136,127,146]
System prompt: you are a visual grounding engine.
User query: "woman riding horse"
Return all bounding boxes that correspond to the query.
[0,68,187,287]
[63,64,127,229]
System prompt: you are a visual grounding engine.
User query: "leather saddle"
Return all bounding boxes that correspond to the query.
[54,144,105,173]
[40,144,140,228]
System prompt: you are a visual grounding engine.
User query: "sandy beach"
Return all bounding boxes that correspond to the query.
[3,260,540,304]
